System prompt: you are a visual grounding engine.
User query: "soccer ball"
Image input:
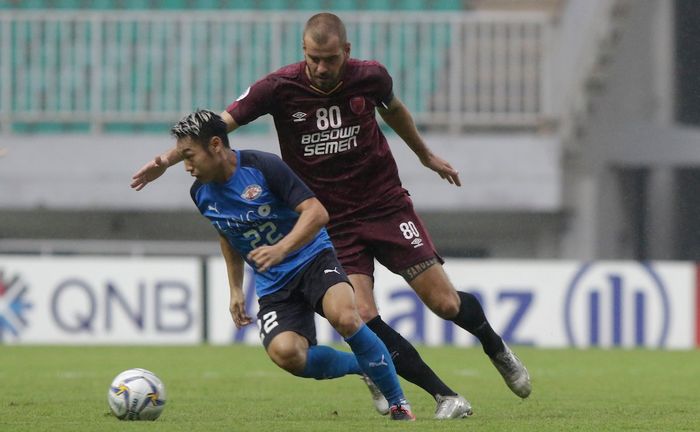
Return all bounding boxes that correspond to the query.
[107,368,167,420]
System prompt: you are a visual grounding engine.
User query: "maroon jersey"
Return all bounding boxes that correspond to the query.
[226,59,409,224]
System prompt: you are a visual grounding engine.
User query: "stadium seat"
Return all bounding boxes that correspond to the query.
[402,0,427,9]
[52,0,84,8]
[92,0,118,9]
[258,0,290,9]
[17,0,47,8]
[431,0,464,10]
[296,0,323,10]
[330,0,359,10]
[193,0,220,8]
[160,0,190,9]
[219,0,255,9]
[120,0,151,9]
[360,0,392,10]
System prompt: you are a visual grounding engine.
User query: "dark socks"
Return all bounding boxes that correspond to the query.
[367,315,457,399]
[453,291,505,357]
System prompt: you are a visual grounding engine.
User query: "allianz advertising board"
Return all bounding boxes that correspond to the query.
[207,258,697,349]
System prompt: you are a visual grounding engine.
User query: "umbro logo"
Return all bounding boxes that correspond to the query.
[292,112,307,122]
[323,267,340,275]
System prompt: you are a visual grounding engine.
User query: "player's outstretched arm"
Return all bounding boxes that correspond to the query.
[220,235,253,328]
[378,97,462,187]
[130,110,239,191]
[130,148,183,191]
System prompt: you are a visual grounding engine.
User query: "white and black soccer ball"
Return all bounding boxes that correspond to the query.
[107,368,167,421]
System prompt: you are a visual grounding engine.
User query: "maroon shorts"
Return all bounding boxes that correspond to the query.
[327,198,443,277]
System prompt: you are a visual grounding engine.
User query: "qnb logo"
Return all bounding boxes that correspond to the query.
[564,263,670,348]
[0,270,33,341]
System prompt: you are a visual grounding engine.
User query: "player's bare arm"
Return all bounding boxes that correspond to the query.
[220,235,252,328]
[219,110,240,133]
[130,148,182,191]
[130,110,240,191]
[247,197,329,272]
[378,97,462,187]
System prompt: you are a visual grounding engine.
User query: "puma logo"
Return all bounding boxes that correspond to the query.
[368,355,389,368]
[323,267,340,275]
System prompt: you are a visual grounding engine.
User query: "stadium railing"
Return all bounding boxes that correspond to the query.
[0,10,553,134]
[0,0,464,11]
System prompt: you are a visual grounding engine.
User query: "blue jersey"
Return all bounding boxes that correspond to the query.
[190,149,333,298]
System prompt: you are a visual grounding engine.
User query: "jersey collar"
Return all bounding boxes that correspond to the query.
[302,61,345,96]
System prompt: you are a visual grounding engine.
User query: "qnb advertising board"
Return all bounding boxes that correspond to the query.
[207,258,699,349]
[0,256,202,344]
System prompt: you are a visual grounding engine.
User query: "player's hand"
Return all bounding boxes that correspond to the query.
[130,156,169,191]
[247,245,286,273]
[229,294,253,328]
[421,153,462,186]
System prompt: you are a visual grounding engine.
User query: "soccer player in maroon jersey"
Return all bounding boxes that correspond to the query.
[132,12,530,418]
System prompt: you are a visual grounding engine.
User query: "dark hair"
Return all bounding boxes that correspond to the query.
[170,109,230,149]
[303,12,347,46]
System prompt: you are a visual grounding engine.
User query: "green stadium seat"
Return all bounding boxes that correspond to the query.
[53,0,84,8]
[296,0,323,10]
[91,0,118,8]
[259,0,290,10]
[431,0,464,9]
[18,0,47,8]
[330,0,359,10]
[221,0,256,9]
[193,0,220,8]
[120,0,151,9]
[360,0,392,10]
[402,0,426,9]
[3,4,461,134]
[160,0,189,9]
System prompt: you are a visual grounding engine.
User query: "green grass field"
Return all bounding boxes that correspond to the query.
[1,345,698,431]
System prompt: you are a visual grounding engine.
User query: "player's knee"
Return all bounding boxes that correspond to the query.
[328,310,363,337]
[267,337,306,374]
[355,301,379,322]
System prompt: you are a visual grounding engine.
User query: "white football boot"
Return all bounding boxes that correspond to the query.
[489,343,532,398]
[434,394,473,419]
[360,374,390,415]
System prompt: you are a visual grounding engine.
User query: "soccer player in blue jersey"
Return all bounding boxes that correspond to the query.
[173,109,415,420]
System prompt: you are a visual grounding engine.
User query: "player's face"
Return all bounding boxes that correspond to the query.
[177,137,219,183]
[303,34,349,91]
